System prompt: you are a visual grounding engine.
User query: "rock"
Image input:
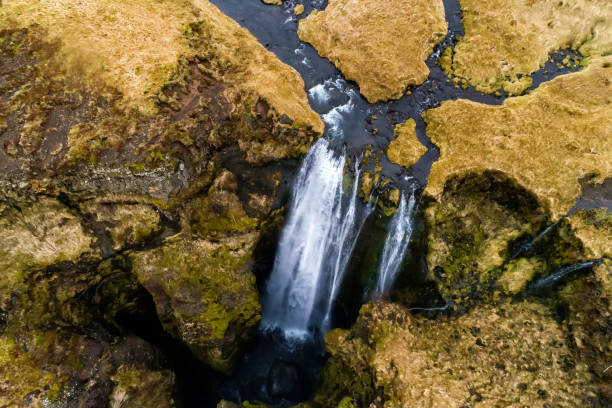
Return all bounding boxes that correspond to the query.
[294,5,305,16]
[83,202,163,251]
[131,234,262,373]
[314,301,597,407]
[109,365,175,408]
[560,260,612,396]
[386,119,427,169]
[298,0,447,102]
[0,198,98,309]
[444,0,612,94]
[568,208,612,259]
[424,55,612,219]
[267,359,308,401]
[0,331,174,407]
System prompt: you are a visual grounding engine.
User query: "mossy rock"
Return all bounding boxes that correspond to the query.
[425,172,548,307]
[313,300,598,407]
[131,234,261,373]
[0,330,173,407]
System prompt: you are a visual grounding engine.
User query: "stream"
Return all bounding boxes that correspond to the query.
[186,0,587,406]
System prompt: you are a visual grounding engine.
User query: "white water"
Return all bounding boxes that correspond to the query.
[261,138,371,337]
[374,191,417,296]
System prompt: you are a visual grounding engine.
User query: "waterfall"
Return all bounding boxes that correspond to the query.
[373,191,417,296]
[261,138,371,338]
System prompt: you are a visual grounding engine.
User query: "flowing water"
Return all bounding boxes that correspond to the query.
[261,139,373,337]
[192,0,588,405]
[373,192,417,297]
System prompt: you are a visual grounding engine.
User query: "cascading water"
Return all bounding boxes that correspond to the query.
[261,138,372,337]
[373,191,417,297]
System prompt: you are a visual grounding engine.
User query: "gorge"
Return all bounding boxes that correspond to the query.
[0,0,610,407]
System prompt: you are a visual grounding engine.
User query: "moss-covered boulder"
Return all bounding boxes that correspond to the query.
[0,198,98,310]
[443,0,612,94]
[298,0,447,102]
[0,330,174,407]
[314,301,598,407]
[132,233,261,373]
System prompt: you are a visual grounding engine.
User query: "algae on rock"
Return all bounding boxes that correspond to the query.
[298,0,447,102]
[445,0,612,94]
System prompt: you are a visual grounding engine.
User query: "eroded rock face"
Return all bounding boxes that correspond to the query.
[315,301,598,407]
[298,0,447,102]
[443,0,612,94]
[424,56,612,219]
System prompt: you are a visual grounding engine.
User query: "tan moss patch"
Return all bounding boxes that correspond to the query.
[192,0,323,133]
[1,0,322,132]
[1,0,192,112]
[386,119,427,169]
[0,199,96,307]
[424,56,612,219]
[298,0,447,102]
[448,0,612,94]
[569,208,612,258]
[83,202,162,251]
[498,258,542,294]
[319,301,595,407]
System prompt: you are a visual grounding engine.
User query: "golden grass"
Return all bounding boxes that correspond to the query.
[298,0,447,102]
[386,119,427,169]
[424,55,612,219]
[448,0,612,94]
[1,0,323,131]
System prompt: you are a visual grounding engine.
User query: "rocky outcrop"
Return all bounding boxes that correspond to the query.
[298,0,447,102]
[442,0,612,94]
[132,233,261,374]
[560,260,612,396]
[314,301,598,407]
[385,119,427,169]
[0,0,321,403]
[0,330,174,407]
[424,56,612,219]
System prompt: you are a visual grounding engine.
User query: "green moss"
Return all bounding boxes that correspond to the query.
[132,235,261,373]
[498,258,541,294]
